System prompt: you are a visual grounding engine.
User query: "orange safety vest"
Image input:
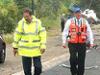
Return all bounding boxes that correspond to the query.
[68,19,87,43]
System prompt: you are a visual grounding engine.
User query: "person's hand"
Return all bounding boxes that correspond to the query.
[90,44,98,49]
[89,44,94,48]
[40,49,45,54]
[13,48,18,56]
[62,43,66,48]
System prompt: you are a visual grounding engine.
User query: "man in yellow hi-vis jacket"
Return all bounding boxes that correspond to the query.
[13,8,46,75]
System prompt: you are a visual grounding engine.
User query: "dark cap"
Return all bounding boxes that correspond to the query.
[72,5,81,13]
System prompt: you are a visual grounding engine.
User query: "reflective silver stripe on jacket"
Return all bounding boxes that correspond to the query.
[19,46,40,49]
[38,28,45,34]
[15,31,23,34]
[14,41,18,44]
[22,21,24,33]
[20,40,40,42]
[22,33,37,35]
[36,21,38,35]
[16,31,37,35]
[21,21,39,35]
[20,40,28,42]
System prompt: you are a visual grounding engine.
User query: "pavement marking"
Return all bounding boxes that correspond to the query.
[60,64,99,70]
[12,53,70,75]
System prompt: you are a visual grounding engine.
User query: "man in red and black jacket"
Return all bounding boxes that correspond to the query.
[62,5,94,75]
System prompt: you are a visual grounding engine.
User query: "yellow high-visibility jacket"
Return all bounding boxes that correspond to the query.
[13,16,46,57]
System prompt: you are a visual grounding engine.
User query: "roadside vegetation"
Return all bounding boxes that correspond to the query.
[0,0,99,44]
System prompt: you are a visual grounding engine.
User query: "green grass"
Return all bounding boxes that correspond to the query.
[41,17,61,36]
[41,17,60,29]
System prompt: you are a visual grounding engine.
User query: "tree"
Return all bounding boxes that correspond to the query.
[14,0,32,20]
[80,0,100,18]
[91,0,100,18]
[0,0,18,33]
[35,0,61,18]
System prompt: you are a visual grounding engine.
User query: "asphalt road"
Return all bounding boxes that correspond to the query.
[42,46,100,75]
[0,35,67,75]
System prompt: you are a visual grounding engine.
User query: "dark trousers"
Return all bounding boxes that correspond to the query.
[22,56,42,75]
[68,43,86,75]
